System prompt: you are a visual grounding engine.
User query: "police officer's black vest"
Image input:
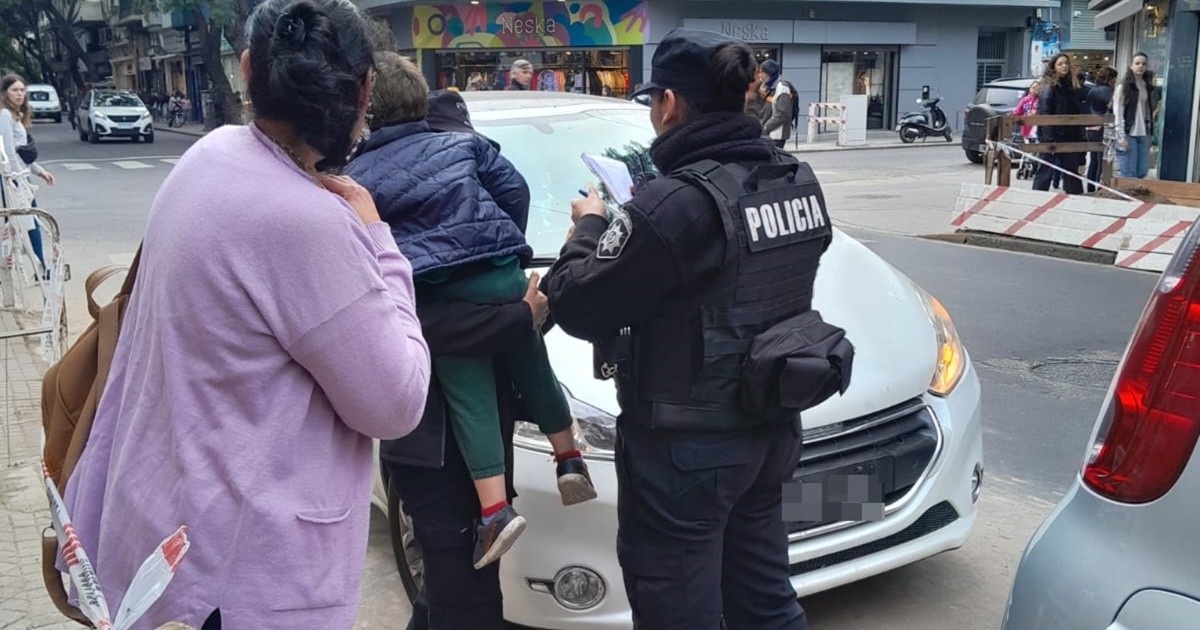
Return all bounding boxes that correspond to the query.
[612,157,853,432]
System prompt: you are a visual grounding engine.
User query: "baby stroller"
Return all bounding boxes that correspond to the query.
[1012,130,1037,181]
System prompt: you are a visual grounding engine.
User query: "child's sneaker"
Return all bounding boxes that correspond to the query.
[473,505,526,570]
[557,456,598,506]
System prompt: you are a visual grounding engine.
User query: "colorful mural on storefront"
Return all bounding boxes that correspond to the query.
[412,1,648,49]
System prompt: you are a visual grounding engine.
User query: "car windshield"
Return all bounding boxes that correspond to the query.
[96,93,143,107]
[473,107,658,260]
[28,91,50,102]
[974,87,1025,108]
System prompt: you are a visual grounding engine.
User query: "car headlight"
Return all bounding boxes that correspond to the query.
[94,111,108,119]
[513,385,616,460]
[915,284,966,396]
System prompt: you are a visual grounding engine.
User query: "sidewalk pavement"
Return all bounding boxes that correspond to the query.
[788,129,960,154]
[0,310,78,630]
[157,123,206,138]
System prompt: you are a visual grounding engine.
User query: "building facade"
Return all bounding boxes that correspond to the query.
[1090,0,1199,182]
[359,0,1056,132]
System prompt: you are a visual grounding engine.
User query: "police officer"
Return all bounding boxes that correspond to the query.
[545,28,848,630]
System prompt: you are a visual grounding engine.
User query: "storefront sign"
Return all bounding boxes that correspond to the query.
[413,2,648,49]
[682,19,792,43]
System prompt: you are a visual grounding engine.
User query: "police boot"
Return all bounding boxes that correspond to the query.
[557,457,598,506]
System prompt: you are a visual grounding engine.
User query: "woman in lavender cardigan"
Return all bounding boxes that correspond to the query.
[59,0,431,627]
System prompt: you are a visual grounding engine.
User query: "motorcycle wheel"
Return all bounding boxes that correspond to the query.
[944,129,954,142]
[899,127,920,144]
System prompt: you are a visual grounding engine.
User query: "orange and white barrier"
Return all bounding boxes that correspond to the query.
[806,102,847,144]
[954,183,1200,272]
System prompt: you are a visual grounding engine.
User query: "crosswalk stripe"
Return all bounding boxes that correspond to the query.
[60,163,100,171]
[112,161,153,170]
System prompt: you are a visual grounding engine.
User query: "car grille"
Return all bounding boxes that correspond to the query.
[789,501,959,575]
[109,115,140,123]
[786,397,940,537]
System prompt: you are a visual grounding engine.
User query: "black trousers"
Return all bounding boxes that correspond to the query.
[386,427,509,630]
[616,418,810,630]
[1033,152,1083,194]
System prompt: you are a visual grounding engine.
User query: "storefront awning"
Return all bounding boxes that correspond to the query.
[1094,0,1143,29]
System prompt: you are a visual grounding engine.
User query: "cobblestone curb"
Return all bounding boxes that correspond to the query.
[1,310,78,630]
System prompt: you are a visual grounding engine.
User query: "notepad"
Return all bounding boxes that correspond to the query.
[581,153,636,206]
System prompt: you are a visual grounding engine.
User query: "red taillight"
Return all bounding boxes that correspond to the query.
[1083,222,1200,503]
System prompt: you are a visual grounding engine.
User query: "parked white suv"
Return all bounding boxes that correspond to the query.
[26,84,62,123]
[76,89,154,144]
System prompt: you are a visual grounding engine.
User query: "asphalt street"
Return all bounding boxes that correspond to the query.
[21,121,1159,629]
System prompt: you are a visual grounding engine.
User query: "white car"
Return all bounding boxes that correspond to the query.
[370,92,985,628]
[1001,222,1200,629]
[26,84,62,123]
[76,89,154,144]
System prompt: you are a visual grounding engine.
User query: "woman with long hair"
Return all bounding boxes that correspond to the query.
[1033,53,1085,194]
[1113,52,1158,179]
[1,74,56,269]
[58,0,431,626]
[1084,66,1119,192]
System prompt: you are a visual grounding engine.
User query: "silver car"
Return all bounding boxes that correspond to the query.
[1001,222,1200,629]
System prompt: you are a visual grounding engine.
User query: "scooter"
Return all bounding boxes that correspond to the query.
[897,96,953,144]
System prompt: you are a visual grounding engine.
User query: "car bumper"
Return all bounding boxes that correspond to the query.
[500,361,984,629]
[94,122,153,136]
[31,109,60,119]
[1001,478,1200,630]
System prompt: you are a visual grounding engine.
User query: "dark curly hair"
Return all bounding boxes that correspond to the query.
[246,0,374,170]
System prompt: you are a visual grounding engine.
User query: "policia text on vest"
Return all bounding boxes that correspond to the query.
[742,190,828,252]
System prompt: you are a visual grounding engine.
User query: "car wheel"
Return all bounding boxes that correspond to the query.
[88,125,99,144]
[54,115,62,124]
[144,132,155,144]
[78,125,87,141]
[386,474,425,609]
[965,149,984,164]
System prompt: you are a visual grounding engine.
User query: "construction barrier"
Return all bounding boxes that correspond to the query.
[953,183,1200,272]
[806,102,847,144]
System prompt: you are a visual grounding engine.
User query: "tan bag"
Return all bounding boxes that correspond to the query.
[40,247,141,625]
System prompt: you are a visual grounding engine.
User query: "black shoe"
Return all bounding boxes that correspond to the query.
[472,506,526,570]
[557,457,598,506]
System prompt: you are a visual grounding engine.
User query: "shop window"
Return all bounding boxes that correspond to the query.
[1133,0,1173,170]
[821,48,896,131]
[434,49,631,98]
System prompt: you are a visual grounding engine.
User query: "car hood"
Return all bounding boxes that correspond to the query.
[538,229,940,429]
[95,107,148,116]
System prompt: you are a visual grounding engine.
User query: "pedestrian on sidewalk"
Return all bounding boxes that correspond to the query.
[56,0,431,628]
[1083,66,1117,192]
[1034,53,1085,195]
[347,53,596,573]
[1113,52,1158,179]
[759,59,796,148]
[345,53,579,628]
[1012,81,1041,180]
[1,74,57,271]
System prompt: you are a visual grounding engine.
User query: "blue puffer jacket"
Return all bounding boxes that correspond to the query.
[345,121,532,277]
